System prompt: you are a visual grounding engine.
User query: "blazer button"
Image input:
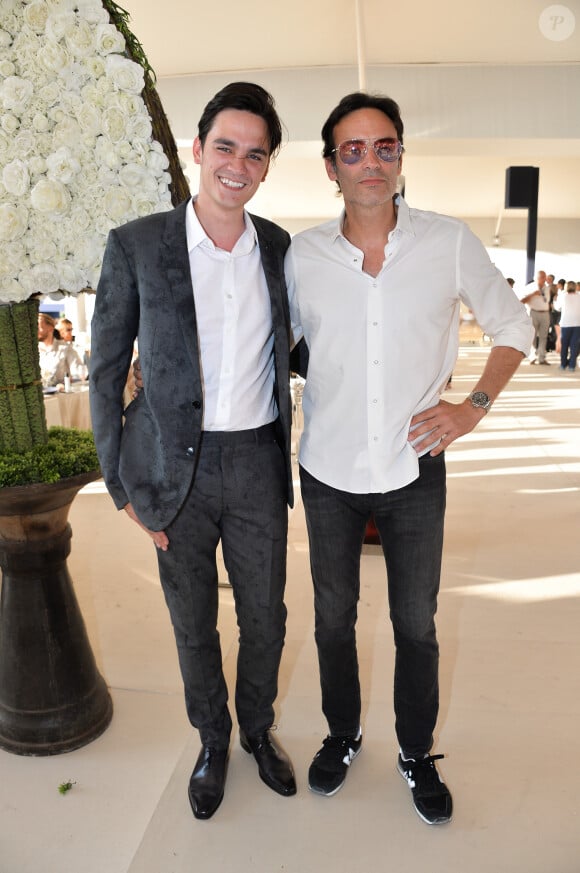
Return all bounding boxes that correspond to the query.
[186,447,195,457]
[192,400,201,409]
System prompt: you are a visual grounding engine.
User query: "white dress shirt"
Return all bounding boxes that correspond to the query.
[522,281,550,311]
[557,291,580,327]
[285,196,533,494]
[39,339,84,387]
[186,199,277,431]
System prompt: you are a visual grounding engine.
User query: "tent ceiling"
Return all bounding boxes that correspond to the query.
[120,1,580,224]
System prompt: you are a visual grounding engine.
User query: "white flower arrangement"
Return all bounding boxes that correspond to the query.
[0,0,173,303]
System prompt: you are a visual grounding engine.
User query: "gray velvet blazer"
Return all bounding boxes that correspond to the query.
[89,199,294,531]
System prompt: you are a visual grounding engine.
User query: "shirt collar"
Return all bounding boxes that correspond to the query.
[185,196,257,255]
[330,194,415,245]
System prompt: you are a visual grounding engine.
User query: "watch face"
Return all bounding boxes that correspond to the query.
[471,391,490,408]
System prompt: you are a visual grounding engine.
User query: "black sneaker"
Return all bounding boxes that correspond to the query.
[308,732,362,796]
[397,753,453,825]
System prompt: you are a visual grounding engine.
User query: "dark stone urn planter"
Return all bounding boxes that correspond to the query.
[0,471,113,755]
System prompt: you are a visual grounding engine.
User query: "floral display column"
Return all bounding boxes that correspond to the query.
[0,0,188,754]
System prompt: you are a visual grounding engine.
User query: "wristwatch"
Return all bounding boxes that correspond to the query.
[469,390,492,413]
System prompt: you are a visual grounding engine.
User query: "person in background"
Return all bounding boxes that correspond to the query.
[90,83,299,822]
[56,317,89,379]
[520,270,551,364]
[38,313,84,388]
[554,281,580,371]
[285,91,533,826]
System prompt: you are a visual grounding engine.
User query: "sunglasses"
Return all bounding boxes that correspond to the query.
[331,138,403,165]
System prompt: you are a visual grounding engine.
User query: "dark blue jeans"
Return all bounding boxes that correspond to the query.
[300,453,446,758]
[560,325,580,370]
[157,426,288,750]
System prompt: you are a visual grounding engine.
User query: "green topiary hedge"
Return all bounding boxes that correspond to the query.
[0,427,100,488]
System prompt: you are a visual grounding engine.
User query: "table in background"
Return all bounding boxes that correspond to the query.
[43,385,91,430]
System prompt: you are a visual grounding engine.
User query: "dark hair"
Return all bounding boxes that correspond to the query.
[321,92,404,159]
[197,82,283,157]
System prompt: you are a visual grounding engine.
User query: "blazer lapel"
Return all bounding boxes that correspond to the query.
[160,200,200,369]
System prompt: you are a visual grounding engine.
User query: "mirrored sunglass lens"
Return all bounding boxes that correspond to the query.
[375,140,400,161]
[338,141,366,164]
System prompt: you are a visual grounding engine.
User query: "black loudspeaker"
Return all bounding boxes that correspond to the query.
[505,166,539,208]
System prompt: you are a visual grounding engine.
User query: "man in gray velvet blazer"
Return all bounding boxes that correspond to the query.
[90,83,300,821]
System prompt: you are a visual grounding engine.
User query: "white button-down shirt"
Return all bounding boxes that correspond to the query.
[285,196,533,494]
[186,199,277,431]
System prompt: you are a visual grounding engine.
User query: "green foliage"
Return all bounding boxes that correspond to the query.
[58,780,77,795]
[0,428,99,488]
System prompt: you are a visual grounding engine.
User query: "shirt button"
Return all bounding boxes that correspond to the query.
[373,360,379,365]
[186,447,195,456]
[192,400,201,409]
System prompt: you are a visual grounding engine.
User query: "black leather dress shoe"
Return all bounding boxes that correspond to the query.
[239,729,297,796]
[188,745,228,820]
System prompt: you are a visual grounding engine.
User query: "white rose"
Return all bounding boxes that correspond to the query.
[0,203,28,241]
[38,41,71,75]
[15,130,37,158]
[102,105,126,143]
[95,23,125,55]
[74,101,100,136]
[60,90,83,117]
[68,205,91,232]
[45,9,76,43]
[0,277,29,304]
[75,0,109,26]
[147,148,170,175]
[46,146,81,184]
[52,116,81,148]
[23,1,49,32]
[0,30,13,49]
[0,129,12,160]
[1,75,34,112]
[95,213,116,236]
[65,19,94,58]
[0,241,25,279]
[114,92,142,117]
[1,113,18,134]
[28,235,57,263]
[38,82,61,107]
[25,262,61,295]
[28,155,47,176]
[105,55,144,95]
[129,114,152,141]
[75,234,102,270]
[83,56,105,80]
[97,164,117,186]
[103,185,132,222]
[32,112,50,132]
[56,260,86,295]
[2,158,30,196]
[132,193,157,217]
[30,177,71,214]
[118,162,150,190]
[95,135,121,170]
[0,60,16,77]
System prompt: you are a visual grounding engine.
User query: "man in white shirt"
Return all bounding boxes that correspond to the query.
[520,269,551,363]
[90,83,298,821]
[286,92,533,825]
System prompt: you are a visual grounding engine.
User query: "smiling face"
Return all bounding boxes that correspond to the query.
[193,109,271,217]
[324,108,403,211]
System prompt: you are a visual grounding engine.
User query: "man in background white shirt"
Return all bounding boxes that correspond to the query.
[286,92,533,825]
[520,269,551,364]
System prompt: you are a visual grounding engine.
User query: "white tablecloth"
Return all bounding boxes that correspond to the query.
[44,385,92,430]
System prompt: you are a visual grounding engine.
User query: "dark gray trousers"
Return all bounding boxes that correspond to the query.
[156,424,288,750]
